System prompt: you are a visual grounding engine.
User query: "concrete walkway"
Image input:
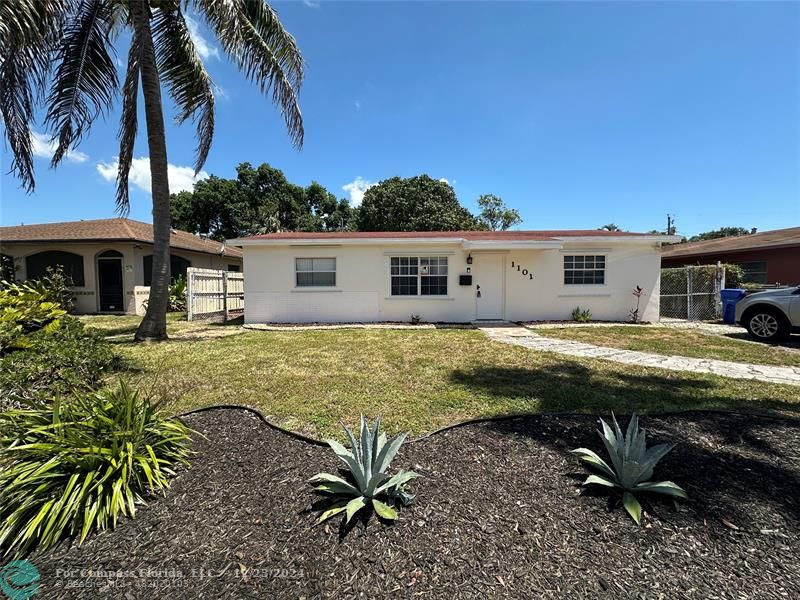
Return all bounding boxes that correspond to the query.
[479,325,800,387]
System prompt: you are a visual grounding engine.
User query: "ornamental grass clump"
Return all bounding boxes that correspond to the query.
[572,413,687,524]
[309,415,419,525]
[0,381,192,557]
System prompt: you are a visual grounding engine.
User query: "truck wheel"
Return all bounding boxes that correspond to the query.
[745,308,789,342]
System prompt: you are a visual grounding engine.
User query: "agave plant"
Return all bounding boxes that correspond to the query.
[572,413,687,524]
[309,415,419,525]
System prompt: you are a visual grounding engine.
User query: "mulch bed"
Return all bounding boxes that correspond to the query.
[32,410,800,598]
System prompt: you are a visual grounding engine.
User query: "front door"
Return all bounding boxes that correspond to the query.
[474,254,504,320]
[97,258,124,312]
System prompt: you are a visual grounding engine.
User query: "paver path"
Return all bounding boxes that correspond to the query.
[479,325,800,386]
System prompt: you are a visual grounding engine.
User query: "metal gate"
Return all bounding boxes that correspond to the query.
[186,267,244,321]
[660,265,724,321]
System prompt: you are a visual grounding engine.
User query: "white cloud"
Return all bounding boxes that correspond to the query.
[185,15,219,60]
[31,131,89,163]
[96,157,209,194]
[438,178,456,186]
[342,176,375,206]
[302,0,321,7]
[354,100,361,111]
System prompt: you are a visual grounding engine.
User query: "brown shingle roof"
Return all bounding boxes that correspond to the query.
[0,218,242,258]
[236,230,662,242]
[661,227,800,258]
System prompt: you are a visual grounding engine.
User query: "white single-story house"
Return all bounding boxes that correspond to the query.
[0,218,242,315]
[229,230,680,324]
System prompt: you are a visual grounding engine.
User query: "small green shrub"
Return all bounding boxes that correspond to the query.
[23,267,76,313]
[169,276,187,312]
[0,381,193,557]
[570,306,592,322]
[309,415,419,525]
[572,413,687,524]
[722,263,745,289]
[410,314,421,325]
[0,317,120,409]
[0,280,68,353]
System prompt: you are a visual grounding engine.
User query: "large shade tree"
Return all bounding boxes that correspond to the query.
[170,162,357,240]
[357,175,481,231]
[1,0,303,340]
[476,194,521,231]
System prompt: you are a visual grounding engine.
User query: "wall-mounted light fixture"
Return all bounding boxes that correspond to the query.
[466,253,473,265]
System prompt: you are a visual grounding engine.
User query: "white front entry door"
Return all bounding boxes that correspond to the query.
[474,254,504,320]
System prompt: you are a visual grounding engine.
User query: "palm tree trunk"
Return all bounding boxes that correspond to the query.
[132,0,170,342]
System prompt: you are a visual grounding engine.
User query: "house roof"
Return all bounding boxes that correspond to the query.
[229,229,677,250]
[0,218,242,258]
[661,227,800,258]
[232,229,671,242]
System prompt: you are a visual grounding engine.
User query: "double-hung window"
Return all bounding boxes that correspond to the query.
[390,256,448,296]
[564,255,605,285]
[295,258,336,287]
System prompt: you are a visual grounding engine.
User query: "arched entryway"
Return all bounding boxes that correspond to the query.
[96,250,124,312]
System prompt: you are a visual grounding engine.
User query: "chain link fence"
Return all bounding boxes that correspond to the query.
[660,265,724,321]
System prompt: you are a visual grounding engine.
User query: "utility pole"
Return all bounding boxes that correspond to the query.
[666,214,675,236]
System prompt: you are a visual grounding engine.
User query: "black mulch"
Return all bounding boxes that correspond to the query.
[31,410,800,598]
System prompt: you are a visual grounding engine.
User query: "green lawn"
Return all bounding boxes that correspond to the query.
[533,325,800,368]
[82,315,800,439]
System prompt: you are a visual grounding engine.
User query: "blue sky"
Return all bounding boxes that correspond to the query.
[1,0,798,238]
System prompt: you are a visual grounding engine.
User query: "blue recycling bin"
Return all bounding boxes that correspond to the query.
[720,289,747,324]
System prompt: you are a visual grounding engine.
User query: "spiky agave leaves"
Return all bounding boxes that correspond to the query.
[572,413,688,524]
[309,415,419,525]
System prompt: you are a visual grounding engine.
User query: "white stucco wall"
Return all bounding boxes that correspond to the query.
[1,242,242,314]
[242,240,662,323]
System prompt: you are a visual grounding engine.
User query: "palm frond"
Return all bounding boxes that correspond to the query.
[193,0,304,148]
[0,0,66,192]
[115,27,141,215]
[43,0,119,167]
[151,6,215,173]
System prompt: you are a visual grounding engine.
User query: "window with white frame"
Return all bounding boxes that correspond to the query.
[390,256,448,296]
[295,257,336,287]
[564,255,605,285]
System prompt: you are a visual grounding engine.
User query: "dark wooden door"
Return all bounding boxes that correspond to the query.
[98,258,124,312]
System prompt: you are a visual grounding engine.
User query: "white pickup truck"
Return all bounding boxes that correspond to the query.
[735,286,800,341]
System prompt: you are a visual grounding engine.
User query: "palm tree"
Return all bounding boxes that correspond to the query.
[0,0,303,340]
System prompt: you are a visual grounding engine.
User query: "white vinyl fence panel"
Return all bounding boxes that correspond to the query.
[186,267,244,321]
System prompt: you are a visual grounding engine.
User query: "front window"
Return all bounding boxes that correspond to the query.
[564,255,605,285]
[296,257,336,287]
[143,254,191,285]
[25,250,85,286]
[390,256,448,296]
[736,261,768,285]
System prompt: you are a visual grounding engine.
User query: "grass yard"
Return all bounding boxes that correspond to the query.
[82,315,800,439]
[533,325,800,367]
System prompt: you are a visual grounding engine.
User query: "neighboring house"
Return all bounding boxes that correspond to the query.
[0,218,242,314]
[229,230,678,324]
[661,227,800,286]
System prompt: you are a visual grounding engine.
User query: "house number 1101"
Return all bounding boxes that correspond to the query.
[511,261,534,280]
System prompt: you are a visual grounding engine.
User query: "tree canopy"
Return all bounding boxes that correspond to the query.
[688,227,753,242]
[170,163,356,240]
[356,176,483,231]
[477,194,522,231]
[599,223,622,232]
